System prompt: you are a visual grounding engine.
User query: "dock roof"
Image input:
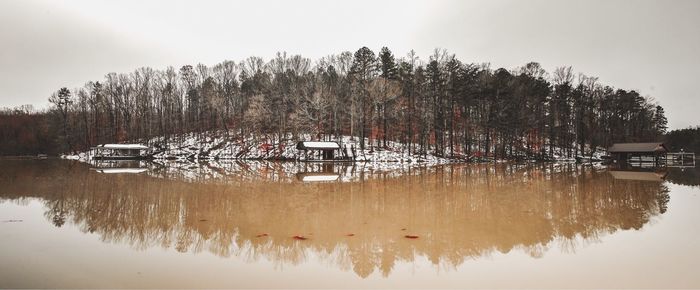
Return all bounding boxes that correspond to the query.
[296,141,341,150]
[608,142,667,153]
[94,144,149,150]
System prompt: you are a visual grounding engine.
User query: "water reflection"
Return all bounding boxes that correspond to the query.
[143,159,445,183]
[0,160,673,278]
[90,160,149,174]
[609,169,668,182]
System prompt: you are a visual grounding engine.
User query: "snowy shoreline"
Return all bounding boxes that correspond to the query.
[62,132,605,166]
[63,133,455,165]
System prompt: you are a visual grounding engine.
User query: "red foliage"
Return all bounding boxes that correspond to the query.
[115,126,128,142]
[260,143,273,152]
[0,110,59,156]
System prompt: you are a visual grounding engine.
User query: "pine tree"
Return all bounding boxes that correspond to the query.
[378,47,398,147]
[654,105,668,135]
[350,47,377,150]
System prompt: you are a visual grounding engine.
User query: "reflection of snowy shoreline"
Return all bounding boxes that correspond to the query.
[1,160,669,280]
[83,159,448,183]
[146,160,449,183]
[85,158,607,185]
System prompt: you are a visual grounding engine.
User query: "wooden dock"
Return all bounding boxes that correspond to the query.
[608,142,696,167]
[666,152,696,167]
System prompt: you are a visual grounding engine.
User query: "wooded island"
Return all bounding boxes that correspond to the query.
[0,47,673,159]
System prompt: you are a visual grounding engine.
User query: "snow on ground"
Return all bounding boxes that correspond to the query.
[62,130,609,164]
[64,132,455,165]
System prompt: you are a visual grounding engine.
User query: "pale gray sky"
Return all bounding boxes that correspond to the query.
[0,0,698,129]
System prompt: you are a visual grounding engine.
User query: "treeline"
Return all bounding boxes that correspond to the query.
[2,47,668,158]
[665,126,700,154]
[0,105,60,156]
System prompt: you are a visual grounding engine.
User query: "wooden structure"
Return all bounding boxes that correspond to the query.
[608,142,668,164]
[296,141,351,162]
[666,151,696,167]
[92,144,149,160]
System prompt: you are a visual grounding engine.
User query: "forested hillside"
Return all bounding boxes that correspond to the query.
[665,127,700,154]
[1,47,668,159]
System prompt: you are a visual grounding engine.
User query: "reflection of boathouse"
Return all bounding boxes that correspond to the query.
[609,170,668,182]
[89,160,148,174]
[295,163,344,182]
[91,168,148,174]
[296,172,340,182]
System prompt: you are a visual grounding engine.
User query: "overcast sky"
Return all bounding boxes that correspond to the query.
[1,0,698,129]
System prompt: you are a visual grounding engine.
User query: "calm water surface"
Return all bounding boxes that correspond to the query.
[1,160,699,288]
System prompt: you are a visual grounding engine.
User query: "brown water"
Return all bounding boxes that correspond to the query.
[1,160,699,288]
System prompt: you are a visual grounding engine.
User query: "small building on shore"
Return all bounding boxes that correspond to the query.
[608,142,668,164]
[92,144,149,160]
[296,141,349,161]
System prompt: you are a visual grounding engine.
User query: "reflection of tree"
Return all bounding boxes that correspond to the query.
[47,203,67,227]
[146,159,444,184]
[0,160,670,278]
[666,167,700,187]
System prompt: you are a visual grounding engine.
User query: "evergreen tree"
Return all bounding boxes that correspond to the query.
[654,105,668,135]
[350,47,377,150]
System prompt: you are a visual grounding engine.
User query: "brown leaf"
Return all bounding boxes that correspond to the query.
[345,233,355,237]
[256,233,269,238]
[404,235,419,239]
[293,235,308,240]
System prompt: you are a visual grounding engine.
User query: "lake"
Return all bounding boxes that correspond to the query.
[1,159,699,288]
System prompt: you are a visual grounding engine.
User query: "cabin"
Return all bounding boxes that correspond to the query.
[296,141,350,161]
[92,144,149,160]
[608,142,668,164]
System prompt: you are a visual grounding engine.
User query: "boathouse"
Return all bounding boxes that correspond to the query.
[92,144,149,160]
[296,141,346,161]
[608,142,668,164]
